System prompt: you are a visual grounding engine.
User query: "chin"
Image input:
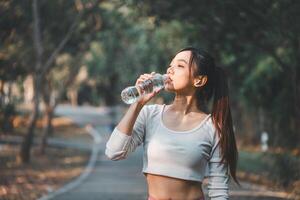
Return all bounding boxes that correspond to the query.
[164,86,175,92]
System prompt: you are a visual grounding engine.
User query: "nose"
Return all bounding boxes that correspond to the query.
[167,65,174,75]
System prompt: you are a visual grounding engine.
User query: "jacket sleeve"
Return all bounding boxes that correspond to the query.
[105,105,148,161]
[207,133,230,200]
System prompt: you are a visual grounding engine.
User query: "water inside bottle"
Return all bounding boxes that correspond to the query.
[121,86,139,104]
[121,73,169,104]
[152,74,166,91]
[139,79,154,94]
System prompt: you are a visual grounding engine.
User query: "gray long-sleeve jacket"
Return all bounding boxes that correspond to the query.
[105,104,229,199]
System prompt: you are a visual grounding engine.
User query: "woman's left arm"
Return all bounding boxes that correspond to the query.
[207,136,229,200]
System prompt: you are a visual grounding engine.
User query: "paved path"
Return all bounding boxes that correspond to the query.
[49,105,291,200]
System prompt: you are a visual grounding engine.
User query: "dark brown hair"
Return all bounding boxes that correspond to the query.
[178,47,239,184]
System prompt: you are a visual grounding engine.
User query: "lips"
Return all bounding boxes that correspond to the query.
[166,75,172,81]
[165,77,172,83]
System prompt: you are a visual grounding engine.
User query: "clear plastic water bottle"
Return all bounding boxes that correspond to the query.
[121,73,169,104]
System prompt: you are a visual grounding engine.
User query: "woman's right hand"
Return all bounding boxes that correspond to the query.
[135,72,162,105]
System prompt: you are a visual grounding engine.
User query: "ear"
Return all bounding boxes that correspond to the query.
[194,75,207,88]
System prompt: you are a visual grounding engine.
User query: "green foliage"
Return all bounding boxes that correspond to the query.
[84,3,190,105]
[239,150,300,187]
[0,0,33,81]
[241,56,281,109]
[272,153,300,187]
[1,0,299,147]
[124,0,300,148]
[238,151,270,175]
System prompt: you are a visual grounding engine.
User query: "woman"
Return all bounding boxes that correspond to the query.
[105,47,239,200]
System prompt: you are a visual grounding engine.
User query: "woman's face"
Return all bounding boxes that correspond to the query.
[165,50,197,94]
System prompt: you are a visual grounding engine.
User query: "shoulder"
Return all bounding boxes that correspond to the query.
[205,116,220,144]
[137,104,162,125]
[141,103,163,118]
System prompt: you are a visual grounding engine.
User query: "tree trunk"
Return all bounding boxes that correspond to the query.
[296,72,300,142]
[291,35,300,148]
[0,80,4,104]
[19,0,43,163]
[0,80,13,134]
[292,65,300,147]
[7,81,12,103]
[69,89,78,106]
[39,103,54,154]
[39,78,54,154]
[19,75,41,163]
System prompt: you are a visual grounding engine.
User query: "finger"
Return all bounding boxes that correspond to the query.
[152,88,160,95]
[139,75,148,79]
[142,74,153,79]
[154,88,161,94]
[142,73,153,77]
[139,75,150,81]
[145,72,156,77]
[137,77,147,82]
[149,92,156,98]
[137,77,147,81]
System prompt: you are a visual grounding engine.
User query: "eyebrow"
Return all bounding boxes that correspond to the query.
[176,59,188,65]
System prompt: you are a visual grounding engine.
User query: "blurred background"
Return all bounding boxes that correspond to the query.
[0,0,299,199]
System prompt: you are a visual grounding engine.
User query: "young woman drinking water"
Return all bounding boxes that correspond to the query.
[105,47,239,200]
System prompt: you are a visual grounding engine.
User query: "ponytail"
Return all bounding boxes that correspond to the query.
[212,66,239,184]
[177,47,239,184]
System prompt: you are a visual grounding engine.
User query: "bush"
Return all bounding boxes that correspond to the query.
[0,103,16,133]
[238,150,300,189]
[272,153,300,187]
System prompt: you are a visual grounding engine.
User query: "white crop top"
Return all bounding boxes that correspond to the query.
[105,104,229,200]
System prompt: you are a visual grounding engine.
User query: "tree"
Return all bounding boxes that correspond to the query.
[18,0,103,163]
[0,0,32,134]
[39,53,83,154]
[85,3,190,105]
[125,0,300,147]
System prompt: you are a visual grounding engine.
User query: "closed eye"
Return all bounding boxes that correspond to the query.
[168,64,184,68]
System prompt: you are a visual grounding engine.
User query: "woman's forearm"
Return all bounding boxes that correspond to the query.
[116,102,144,136]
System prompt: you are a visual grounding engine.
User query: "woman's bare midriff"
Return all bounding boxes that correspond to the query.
[145,173,204,200]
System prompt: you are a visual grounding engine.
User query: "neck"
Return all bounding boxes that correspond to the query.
[170,94,201,115]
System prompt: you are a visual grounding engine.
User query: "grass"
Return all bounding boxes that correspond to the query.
[237,149,300,197]
[238,151,272,175]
